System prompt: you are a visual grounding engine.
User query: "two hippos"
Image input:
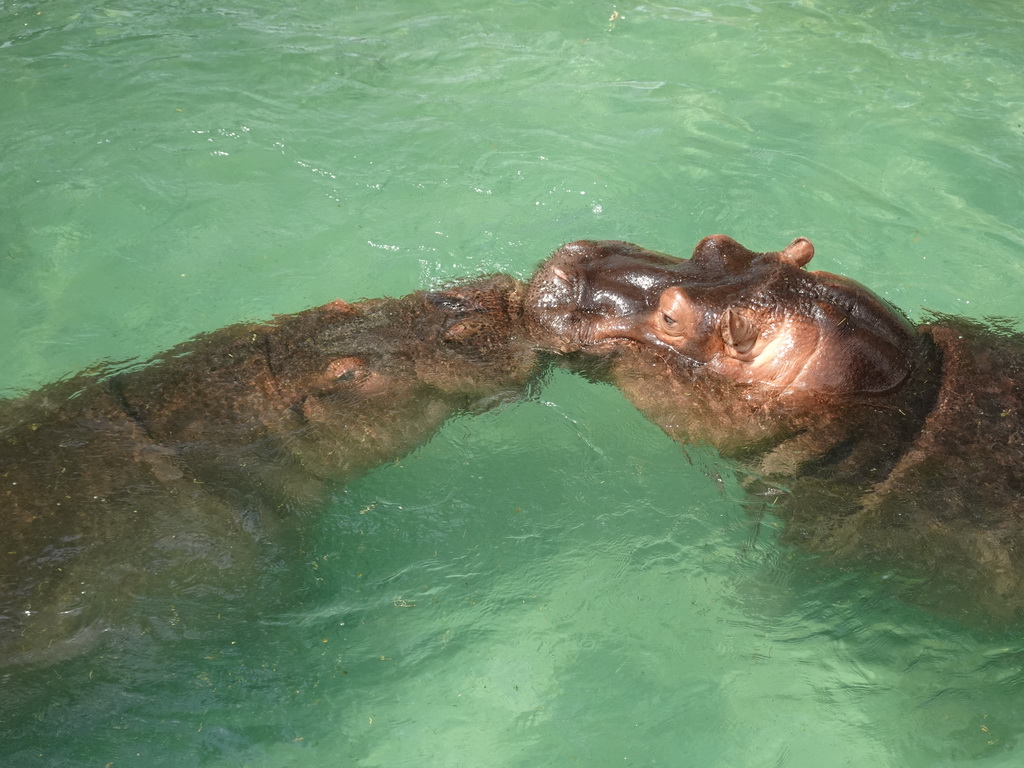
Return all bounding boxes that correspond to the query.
[3,233,1024,663]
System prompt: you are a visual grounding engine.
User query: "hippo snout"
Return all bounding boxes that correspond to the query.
[525,240,683,353]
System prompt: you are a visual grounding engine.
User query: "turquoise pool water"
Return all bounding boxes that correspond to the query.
[3,0,1024,765]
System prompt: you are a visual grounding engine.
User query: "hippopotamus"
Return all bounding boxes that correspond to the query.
[525,235,1024,624]
[1,274,539,665]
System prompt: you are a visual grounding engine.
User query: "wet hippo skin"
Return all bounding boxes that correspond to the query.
[525,235,1024,624]
[0,275,540,665]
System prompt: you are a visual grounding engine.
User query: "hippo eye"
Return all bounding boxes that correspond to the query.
[325,356,368,385]
[655,287,693,339]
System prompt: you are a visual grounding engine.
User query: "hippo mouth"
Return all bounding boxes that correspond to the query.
[587,333,710,370]
[549,319,709,375]
[529,311,642,355]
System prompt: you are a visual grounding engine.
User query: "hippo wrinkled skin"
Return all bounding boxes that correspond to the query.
[526,235,1024,624]
[1,275,539,665]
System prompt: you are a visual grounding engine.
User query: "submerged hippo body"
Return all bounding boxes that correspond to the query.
[1,275,539,665]
[526,235,1024,624]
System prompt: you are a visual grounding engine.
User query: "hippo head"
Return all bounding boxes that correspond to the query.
[259,273,541,481]
[282,274,538,415]
[525,235,921,454]
[117,274,541,500]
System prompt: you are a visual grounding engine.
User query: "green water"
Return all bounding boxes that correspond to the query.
[4,0,1024,764]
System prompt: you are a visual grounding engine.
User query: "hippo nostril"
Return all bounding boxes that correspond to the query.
[425,293,468,312]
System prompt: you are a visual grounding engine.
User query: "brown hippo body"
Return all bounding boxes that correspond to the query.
[1,275,539,665]
[525,235,1024,623]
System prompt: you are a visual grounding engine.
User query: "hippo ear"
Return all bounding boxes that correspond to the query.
[720,309,758,359]
[322,299,359,316]
[654,287,696,339]
[779,238,814,268]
